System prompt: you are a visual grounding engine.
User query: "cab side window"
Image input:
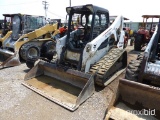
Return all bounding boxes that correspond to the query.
[92,12,109,39]
[100,14,108,33]
[92,14,100,39]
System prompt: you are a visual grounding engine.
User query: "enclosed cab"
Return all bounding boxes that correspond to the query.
[58,4,110,70]
[1,14,45,37]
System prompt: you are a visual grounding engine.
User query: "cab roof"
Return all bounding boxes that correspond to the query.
[3,13,44,17]
[142,15,160,19]
[66,4,109,14]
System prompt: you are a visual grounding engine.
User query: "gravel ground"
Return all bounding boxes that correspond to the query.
[0,45,138,120]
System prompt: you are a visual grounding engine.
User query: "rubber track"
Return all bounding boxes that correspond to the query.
[89,48,125,86]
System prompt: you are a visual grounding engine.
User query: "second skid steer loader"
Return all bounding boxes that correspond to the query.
[0,13,60,69]
[114,23,160,118]
[23,4,127,111]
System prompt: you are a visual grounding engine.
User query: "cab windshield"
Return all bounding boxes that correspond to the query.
[24,15,45,31]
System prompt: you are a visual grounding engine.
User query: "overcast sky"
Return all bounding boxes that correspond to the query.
[0,0,160,22]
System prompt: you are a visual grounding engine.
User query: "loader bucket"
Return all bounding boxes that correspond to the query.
[0,50,21,69]
[118,78,160,117]
[23,61,95,111]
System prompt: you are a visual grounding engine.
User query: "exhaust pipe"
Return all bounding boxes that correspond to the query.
[23,61,95,111]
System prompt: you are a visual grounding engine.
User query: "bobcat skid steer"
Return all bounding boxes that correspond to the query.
[0,13,59,69]
[23,4,127,111]
[115,23,160,118]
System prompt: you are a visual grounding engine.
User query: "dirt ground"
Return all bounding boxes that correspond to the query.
[0,45,139,120]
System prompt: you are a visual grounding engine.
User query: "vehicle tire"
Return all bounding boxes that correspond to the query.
[125,60,142,81]
[26,57,38,69]
[46,50,57,61]
[134,34,142,51]
[41,41,55,54]
[41,41,56,60]
[20,43,40,60]
[26,59,35,69]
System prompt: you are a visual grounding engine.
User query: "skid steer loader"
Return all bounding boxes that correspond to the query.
[23,4,127,111]
[0,13,60,69]
[110,23,160,119]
